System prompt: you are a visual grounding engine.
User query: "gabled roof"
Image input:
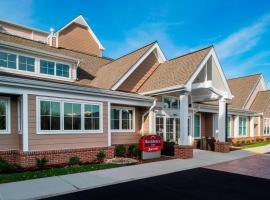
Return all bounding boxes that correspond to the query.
[0,32,111,86]
[138,46,212,93]
[90,42,157,89]
[227,74,262,109]
[57,15,104,50]
[250,90,270,113]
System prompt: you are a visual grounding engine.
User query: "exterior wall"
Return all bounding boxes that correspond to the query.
[28,95,108,151]
[111,106,144,145]
[58,23,101,56]
[0,21,48,43]
[0,95,20,151]
[118,52,160,92]
[200,112,213,138]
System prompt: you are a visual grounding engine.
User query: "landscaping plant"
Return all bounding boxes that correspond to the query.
[128,144,139,157]
[96,150,106,163]
[115,144,126,157]
[36,157,48,169]
[69,156,81,166]
[0,158,17,173]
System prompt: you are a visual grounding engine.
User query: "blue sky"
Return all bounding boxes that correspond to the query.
[1,0,270,84]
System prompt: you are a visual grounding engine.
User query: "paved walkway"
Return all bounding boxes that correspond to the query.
[0,148,264,200]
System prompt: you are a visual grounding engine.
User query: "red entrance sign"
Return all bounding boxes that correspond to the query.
[139,135,163,152]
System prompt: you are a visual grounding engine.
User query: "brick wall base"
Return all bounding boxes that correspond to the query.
[174,145,193,159]
[0,146,115,168]
[214,142,230,153]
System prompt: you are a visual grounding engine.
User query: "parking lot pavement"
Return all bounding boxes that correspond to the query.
[44,167,269,200]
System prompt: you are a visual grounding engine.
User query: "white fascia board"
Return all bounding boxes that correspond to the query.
[186,48,233,99]
[0,76,154,106]
[0,40,78,63]
[111,43,166,91]
[139,84,186,96]
[56,15,104,50]
[260,74,268,90]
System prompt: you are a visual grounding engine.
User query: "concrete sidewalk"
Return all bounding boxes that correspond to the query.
[0,149,257,200]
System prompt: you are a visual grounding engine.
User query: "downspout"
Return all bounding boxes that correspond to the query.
[141,99,157,136]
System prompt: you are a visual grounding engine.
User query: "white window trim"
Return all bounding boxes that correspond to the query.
[263,118,270,136]
[162,95,180,110]
[238,116,247,137]
[0,96,11,134]
[36,96,103,134]
[0,49,73,81]
[17,96,22,134]
[227,115,232,138]
[193,113,201,139]
[111,106,135,133]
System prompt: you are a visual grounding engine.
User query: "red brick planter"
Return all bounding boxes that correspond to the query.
[174,145,193,159]
[0,146,115,168]
[214,142,230,153]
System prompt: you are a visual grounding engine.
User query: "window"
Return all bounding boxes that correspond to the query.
[163,96,179,109]
[227,116,231,137]
[0,98,9,133]
[111,108,134,131]
[0,51,16,69]
[18,56,35,72]
[166,118,174,141]
[238,116,247,136]
[194,114,201,138]
[64,103,81,130]
[38,98,102,133]
[56,63,70,78]
[263,118,270,135]
[84,104,100,130]
[40,100,60,130]
[156,117,164,138]
[40,60,55,75]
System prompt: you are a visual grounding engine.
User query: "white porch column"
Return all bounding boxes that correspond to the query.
[250,116,254,137]
[218,98,226,142]
[107,102,111,146]
[234,116,239,138]
[178,92,191,145]
[22,93,29,152]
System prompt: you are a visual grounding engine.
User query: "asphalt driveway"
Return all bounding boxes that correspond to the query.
[44,167,269,200]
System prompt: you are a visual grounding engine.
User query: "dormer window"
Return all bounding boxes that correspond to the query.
[18,56,35,72]
[0,51,16,69]
[0,49,74,81]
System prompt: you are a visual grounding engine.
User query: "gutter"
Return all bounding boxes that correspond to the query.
[141,99,157,136]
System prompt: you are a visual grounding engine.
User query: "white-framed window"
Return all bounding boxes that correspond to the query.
[111,107,135,132]
[227,116,232,137]
[0,97,10,134]
[194,114,201,138]
[37,97,102,134]
[0,51,16,69]
[163,96,179,109]
[17,97,22,134]
[0,49,72,80]
[238,116,247,137]
[263,118,270,135]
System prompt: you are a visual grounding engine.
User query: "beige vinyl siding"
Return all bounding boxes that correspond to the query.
[58,23,101,56]
[28,95,108,151]
[0,96,20,150]
[112,106,143,145]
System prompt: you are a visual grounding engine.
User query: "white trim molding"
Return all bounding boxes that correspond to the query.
[0,96,11,134]
[22,93,29,151]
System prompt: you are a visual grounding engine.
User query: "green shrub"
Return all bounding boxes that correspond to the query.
[96,151,106,163]
[241,140,245,145]
[69,156,80,165]
[36,157,48,169]
[266,137,270,142]
[246,140,250,144]
[0,158,17,173]
[236,141,241,146]
[256,138,261,142]
[128,144,139,157]
[115,144,126,157]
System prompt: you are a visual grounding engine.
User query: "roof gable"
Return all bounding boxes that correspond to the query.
[250,90,270,113]
[137,46,212,93]
[90,42,159,89]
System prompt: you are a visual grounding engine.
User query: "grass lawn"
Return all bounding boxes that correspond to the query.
[240,141,270,149]
[0,163,125,184]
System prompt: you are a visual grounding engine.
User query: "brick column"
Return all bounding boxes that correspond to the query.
[174,145,193,159]
[214,142,230,153]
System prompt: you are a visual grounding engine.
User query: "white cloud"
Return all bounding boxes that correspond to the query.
[216,14,270,60]
[104,21,187,59]
[0,0,34,25]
